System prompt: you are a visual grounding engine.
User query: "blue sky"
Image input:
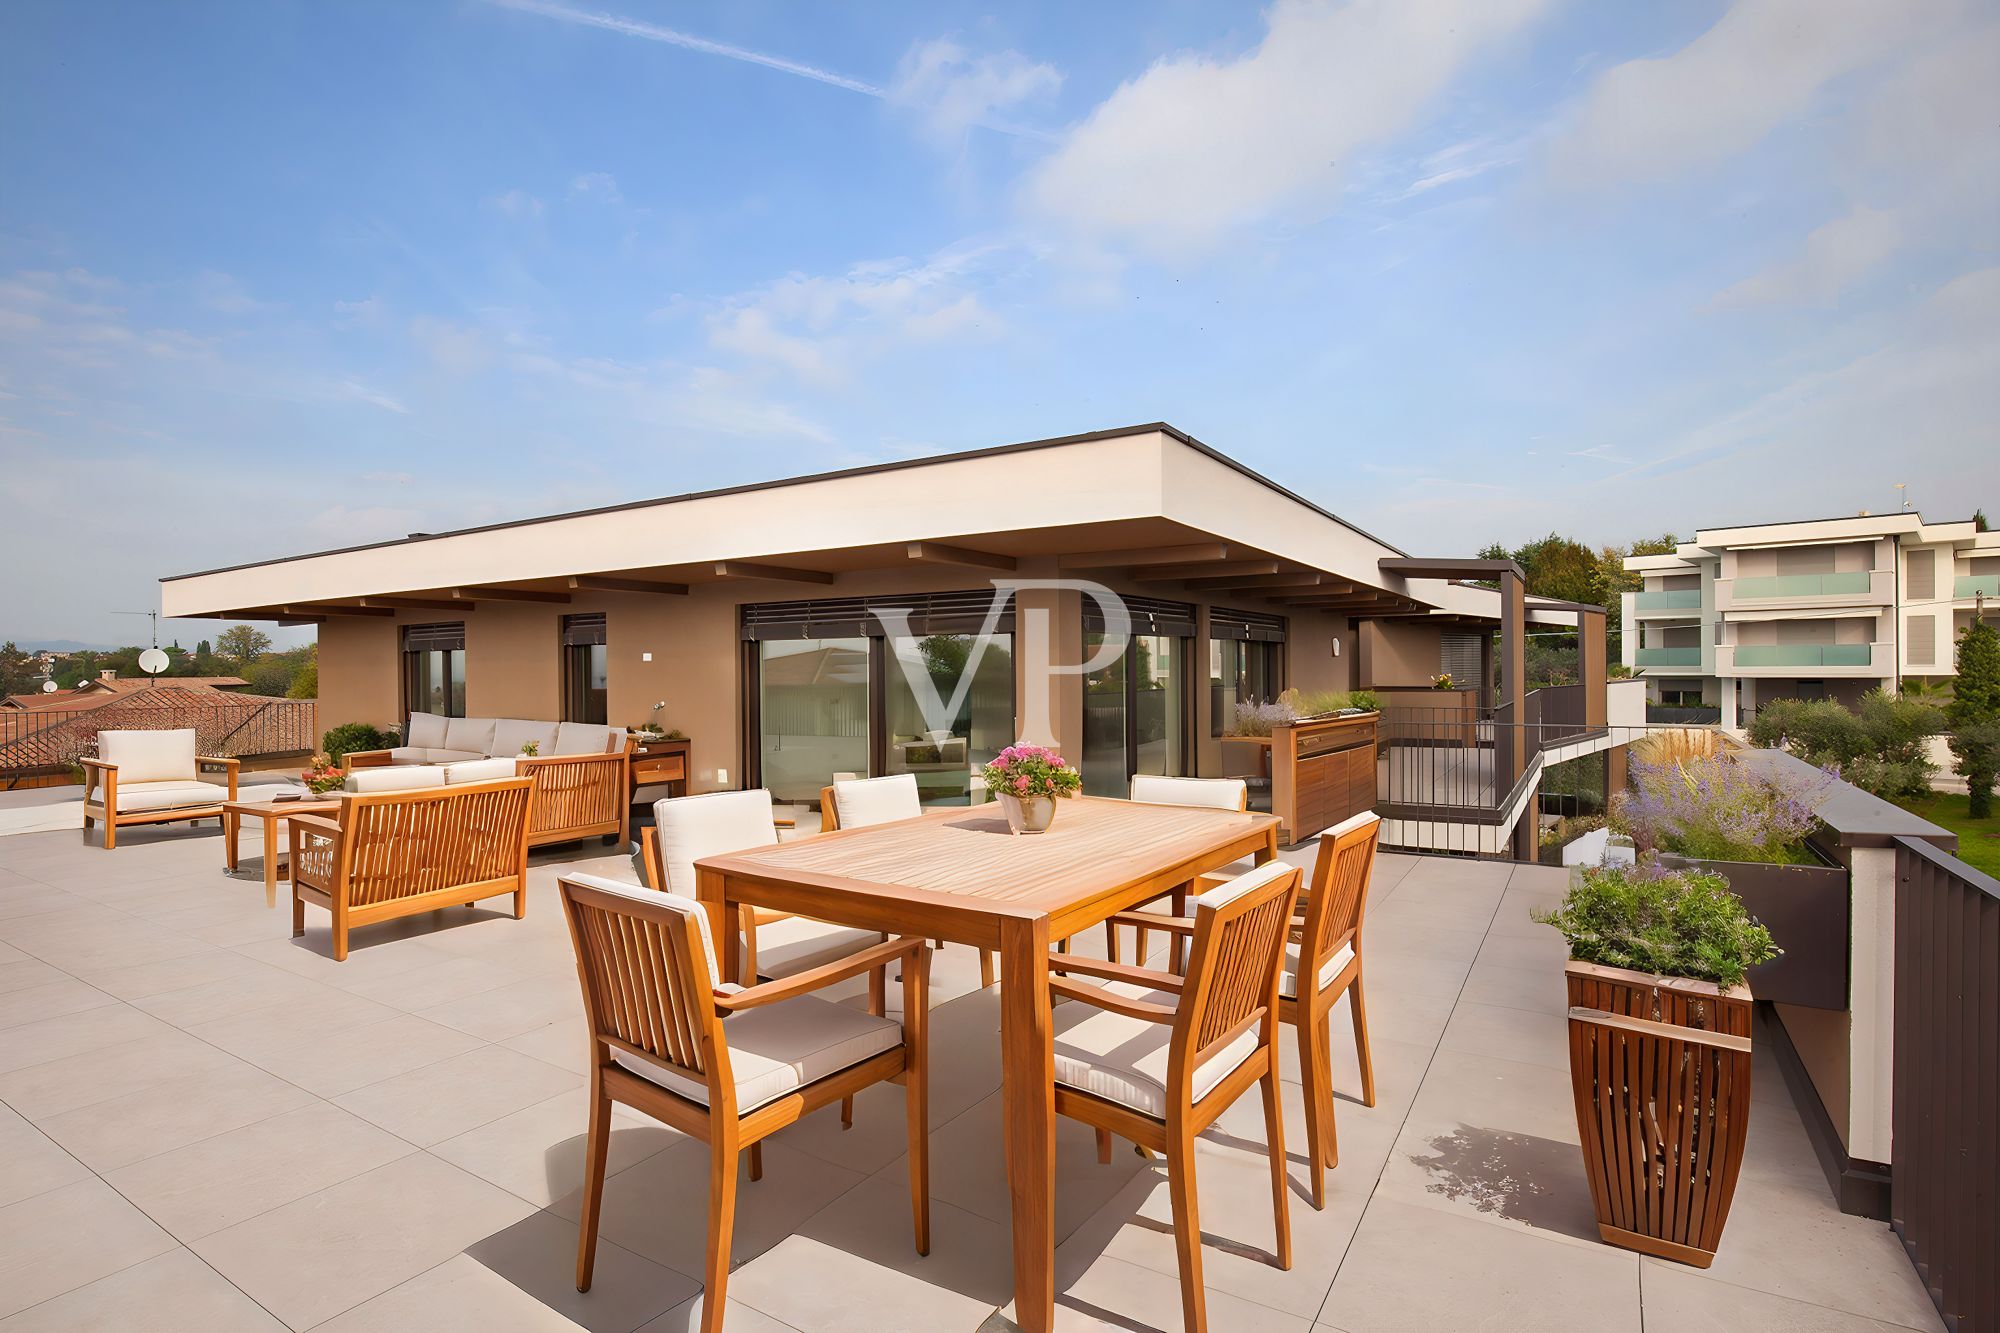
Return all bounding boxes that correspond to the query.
[2,0,1995,647]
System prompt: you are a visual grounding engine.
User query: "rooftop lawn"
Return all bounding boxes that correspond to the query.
[1891,791,2000,878]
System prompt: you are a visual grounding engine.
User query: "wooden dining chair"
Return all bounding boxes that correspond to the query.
[560,873,931,1333]
[819,774,998,990]
[1047,858,1302,1333]
[1105,775,1250,970]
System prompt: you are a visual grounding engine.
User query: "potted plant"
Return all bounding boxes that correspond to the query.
[1431,672,1455,690]
[519,741,539,757]
[299,754,346,795]
[979,743,1082,834]
[1534,863,1779,1268]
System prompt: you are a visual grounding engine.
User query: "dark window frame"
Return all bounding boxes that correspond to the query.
[400,622,467,721]
[561,613,608,724]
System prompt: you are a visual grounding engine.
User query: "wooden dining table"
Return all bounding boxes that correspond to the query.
[694,794,1282,1333]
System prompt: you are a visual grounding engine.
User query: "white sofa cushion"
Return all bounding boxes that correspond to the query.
[1129,774,1246,811]
[98,730,197,785]
[424,748,487,764]
[442,758,520,784]
[444,717,498,755]
[1280,941,1355,999]
[1052,980,1257,1119]
[344,766,447,794]
[563,873,724,987]
[831,773,921,829]
[491,719,559,758]
[614,994,900,1111]
[405,711,449,749]
[387,746,432,764]
[652,790,778,894]
[113,779,230,813]
[553,721,623,756]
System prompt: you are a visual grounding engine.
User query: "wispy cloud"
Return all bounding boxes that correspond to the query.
[340,379,410,414]
[488,0,885,97]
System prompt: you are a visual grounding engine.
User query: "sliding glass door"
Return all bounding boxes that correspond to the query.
[756,638,870,805]
[1081,600,1194,795]
[883,632,1014,806]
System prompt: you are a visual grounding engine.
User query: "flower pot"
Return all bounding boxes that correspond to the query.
[1563,960,1754,1269]
[997,793,1056,835]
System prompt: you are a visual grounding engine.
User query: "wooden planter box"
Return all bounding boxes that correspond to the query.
[1564,961,1755,1268]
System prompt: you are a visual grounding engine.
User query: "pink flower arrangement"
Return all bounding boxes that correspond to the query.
[980,743,1083,801]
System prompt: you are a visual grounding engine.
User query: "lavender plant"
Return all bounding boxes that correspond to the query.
[1231,697,1298,737]
[1609,752,1830,865]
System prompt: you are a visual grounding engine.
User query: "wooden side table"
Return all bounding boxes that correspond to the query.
[629,737,691,802]
[223,796,342,907]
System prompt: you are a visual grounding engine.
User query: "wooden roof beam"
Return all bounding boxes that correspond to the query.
[1132,560,1282,583]
[905,542,1017,572]
[1060,543,1230,570]
[712,561,837,585]
[1184,571,1344,592]
[283,604,396,618]
[358,597,470,612]
[568,575,691,596]
[452,585,570,604]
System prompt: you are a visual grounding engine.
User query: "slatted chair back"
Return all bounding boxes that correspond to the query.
[339,778,533,908]
[1173,860,1302,1083]
[1296,811,1380,992]
[561,875,728,1100]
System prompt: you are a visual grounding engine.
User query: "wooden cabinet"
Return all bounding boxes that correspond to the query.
[1269,713,1378,845]
[629,738,691,801]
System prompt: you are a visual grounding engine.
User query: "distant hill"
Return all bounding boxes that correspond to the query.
[9,640,119,653]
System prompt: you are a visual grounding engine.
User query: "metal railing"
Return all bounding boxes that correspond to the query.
[1646,704,1721,725]
[0,696,319,784]
[1890,836,1998,1333]
[1733,570,1875,599]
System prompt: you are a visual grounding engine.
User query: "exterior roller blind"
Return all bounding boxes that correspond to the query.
[1439,630,1484,684]
[1907,550,1935,600]
[1908,614,1936,667]
[741,588,1015,640]
[402,622,465,652]
[561,613,606,646]
[1084,594,1197,638]
[1209,606,1288,643]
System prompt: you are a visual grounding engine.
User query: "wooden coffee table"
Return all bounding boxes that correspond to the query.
[222,796,342,906]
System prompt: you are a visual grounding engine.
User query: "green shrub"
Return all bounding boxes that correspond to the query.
[1532,864,1779,990]
[321,721,397,763]
[1748,688,1942,799]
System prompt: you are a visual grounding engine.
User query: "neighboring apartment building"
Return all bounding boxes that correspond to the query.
[1623,512,2000,727]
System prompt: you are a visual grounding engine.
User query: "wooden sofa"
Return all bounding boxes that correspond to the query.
[81,728,240,850]
[345,714,631,851]
[288,777,534,960]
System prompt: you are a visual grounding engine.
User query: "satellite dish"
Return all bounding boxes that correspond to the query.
[41,680,58,693]
[137,648,170,675]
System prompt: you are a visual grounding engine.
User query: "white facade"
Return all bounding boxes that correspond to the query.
[1621,513,2000,728]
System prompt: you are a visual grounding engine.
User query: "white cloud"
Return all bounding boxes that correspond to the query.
[569,171,624,204]
[486,188,544,219]
[1023,0,1551,260]
[1548,0,1951,184]
[1712,206,1903,308]
[340,379,410,414]
[192,270,276,316]
[889,38,1060,146]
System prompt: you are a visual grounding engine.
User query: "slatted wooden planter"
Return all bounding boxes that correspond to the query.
[1564,960,1755,1268]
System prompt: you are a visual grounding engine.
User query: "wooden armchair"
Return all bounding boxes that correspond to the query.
[81,728,239,850]
[560,873,930,1333]
[288,777,533,960]
[515,746,630,849]
[1105,776,1250,968]
[1050,858,1301,1333]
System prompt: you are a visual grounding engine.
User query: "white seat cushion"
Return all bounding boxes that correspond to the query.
[387,746,432,764]
[404,711,449,749]
[747,917,887,980]
[614,994,901,1112]
[1052,981,1258,1119]
[832,773,921,829]
[113,779,230,813]
[344,766,446,794]
[491,719,560,758]
[652,790,779,894]
[98,730,198,785]
[554,721,624,755]
[1279,941,1355,999]
[444,717,498,756]
[442,758,520,784]
[1129,774,1246,811]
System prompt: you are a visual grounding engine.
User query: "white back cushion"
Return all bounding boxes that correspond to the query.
[832,773,921,828]
[404,711,449,748]
[491,719,559,757]
[344,765,446,794]
[652,790,778,895]
[1194,858,1294,913]
[564,872,722,989]
[98,729,197,784]
[444,716,497,755]
[554,721,623,755]
[1130,774,1246,811]
[442,758,520,784]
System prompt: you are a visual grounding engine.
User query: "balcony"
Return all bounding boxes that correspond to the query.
[1732,643,1874,668]
[1954,573,2000,598]
[1635,645,1701,667]
[1635,588,1702,610]
[1733,570,1874,599]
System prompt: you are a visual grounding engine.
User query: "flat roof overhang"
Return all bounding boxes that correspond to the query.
[160,425,1490,623]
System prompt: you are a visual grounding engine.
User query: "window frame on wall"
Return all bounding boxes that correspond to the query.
[1082,595,1197,794]
[561,613,609,724]
[740,589,1019,806]
[1208,606,1288,737]
[401,622,467,720]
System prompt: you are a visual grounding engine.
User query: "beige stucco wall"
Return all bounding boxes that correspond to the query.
[1357,619,1444,688]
